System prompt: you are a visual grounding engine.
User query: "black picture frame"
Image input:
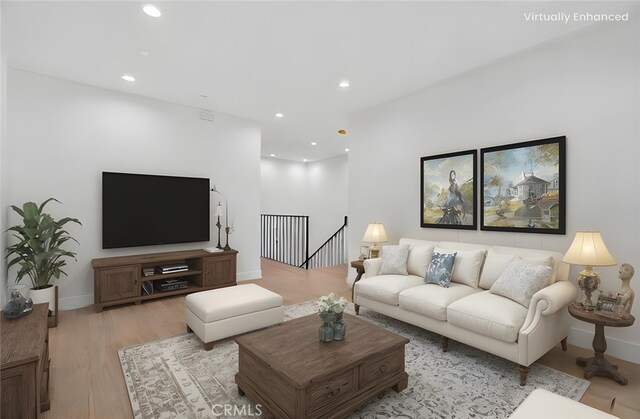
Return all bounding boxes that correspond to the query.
[480,136,566,234]
[420,149,477,230]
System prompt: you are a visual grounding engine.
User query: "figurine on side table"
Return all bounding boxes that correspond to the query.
[616,263,635,319]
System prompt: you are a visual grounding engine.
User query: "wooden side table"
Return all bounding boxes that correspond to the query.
[568,304,635,385]
[350,260,365,315]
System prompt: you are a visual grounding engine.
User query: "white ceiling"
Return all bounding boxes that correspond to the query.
[3,1,632,162]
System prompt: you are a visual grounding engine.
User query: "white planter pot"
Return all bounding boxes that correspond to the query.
[29,285,56,310]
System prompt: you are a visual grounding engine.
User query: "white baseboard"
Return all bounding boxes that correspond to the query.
[59,293,94,310]
[237,270,261,281]
[568,326,640,364]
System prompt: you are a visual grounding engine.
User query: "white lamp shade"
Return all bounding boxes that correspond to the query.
[215,203,223,216]
[363,223,388,243]
[563,231,617,266]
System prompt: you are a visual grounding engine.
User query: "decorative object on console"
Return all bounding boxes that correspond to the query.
[317,293,348,342]
[424,249,456,287]
[2,284,33,319]
[378,245,410,275]
[480,136,566,234]
[6,198,81,328]
[362,223,388,258]
[211,185,232,250]
[616,263,635,319]
[421,149,477,230]
[214,202,223,249]
[563,231,617,311]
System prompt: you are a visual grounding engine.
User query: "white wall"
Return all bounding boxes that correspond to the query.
[261,154,348,252]
[307,155,348,251]
[260,158,307,216]
[0,2,7,306]
[348,21,640,362]
[6,69,262,309]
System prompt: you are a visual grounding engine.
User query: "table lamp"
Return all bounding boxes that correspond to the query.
[563,231,617,311]
[363,223,388,259]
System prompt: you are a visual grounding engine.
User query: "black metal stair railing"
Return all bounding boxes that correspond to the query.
[299,216,348,270]
[260,214,309,267]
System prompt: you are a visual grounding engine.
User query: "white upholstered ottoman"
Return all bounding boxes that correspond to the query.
[185,284,284,350]
[509,389,618,419]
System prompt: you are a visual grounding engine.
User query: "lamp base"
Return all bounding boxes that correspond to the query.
[577,266,600,312]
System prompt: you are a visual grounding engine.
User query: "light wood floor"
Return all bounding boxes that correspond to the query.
[43,258,639,418]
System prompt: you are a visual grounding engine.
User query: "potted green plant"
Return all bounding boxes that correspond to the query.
[5,198,81,324]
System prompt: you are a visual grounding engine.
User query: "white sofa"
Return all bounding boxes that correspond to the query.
[353,238,578,385]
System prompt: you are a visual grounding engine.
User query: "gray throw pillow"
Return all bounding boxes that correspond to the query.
[379,245,411,275]
[424,251,457,287]
[489,258,552,308]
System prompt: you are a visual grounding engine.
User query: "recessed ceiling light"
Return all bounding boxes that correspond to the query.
[270,153,275,157]
[345,148,350,152]
[303,158,308,162]
[338,129,347,135]
[339,80,350,88]
[143,4,162,18]
[311,142,317,146]
[140,50,150,57]
[275,113,284,118]
[121,74,136,82]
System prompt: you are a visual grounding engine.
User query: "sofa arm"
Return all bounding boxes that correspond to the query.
[363,258,382,278]
[521,281,577,332]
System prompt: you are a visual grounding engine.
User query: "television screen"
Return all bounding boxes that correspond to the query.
[102,172,210,249]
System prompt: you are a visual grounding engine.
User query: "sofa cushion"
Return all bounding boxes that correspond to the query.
[355,275,425,306]
[490,258,552,308]
[406,245,434,277]
[424,249,456,287]
[436,247,486,288]
[379,245,411,275]
[399,283,479,321]
[447,291,528,343]
[479,249,553,289]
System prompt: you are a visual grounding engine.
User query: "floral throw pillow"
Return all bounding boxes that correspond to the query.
[378,245,411,275]
[424,251,457,287]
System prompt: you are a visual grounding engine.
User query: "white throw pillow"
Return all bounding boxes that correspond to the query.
[489,258,552,308]
[435,247,486,288]
[479,249,553,289]
[406,246,435,278]
[379,245,411,275]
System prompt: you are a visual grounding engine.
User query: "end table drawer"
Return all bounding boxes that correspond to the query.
[360,349,402,387]
[307,369,357,413]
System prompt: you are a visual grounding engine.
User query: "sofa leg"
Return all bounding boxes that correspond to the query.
[187,325,193,333]
[440,336,449,352]
[519,365,529,386]
[561,337,567,351]
[204,341,214,351]
[355,304,360,315]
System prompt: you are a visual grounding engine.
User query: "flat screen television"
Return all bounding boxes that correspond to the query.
[102,172,210,249]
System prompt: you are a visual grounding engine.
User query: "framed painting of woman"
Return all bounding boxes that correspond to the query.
[420,149,477,230]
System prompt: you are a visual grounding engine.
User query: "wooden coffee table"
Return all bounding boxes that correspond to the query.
[235,313,409,419]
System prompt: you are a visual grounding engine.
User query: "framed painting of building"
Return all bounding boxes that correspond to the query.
[480,136,566,234]
[421,149,477,230]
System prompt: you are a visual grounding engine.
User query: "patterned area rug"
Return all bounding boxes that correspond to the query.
[119,301,589,418]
